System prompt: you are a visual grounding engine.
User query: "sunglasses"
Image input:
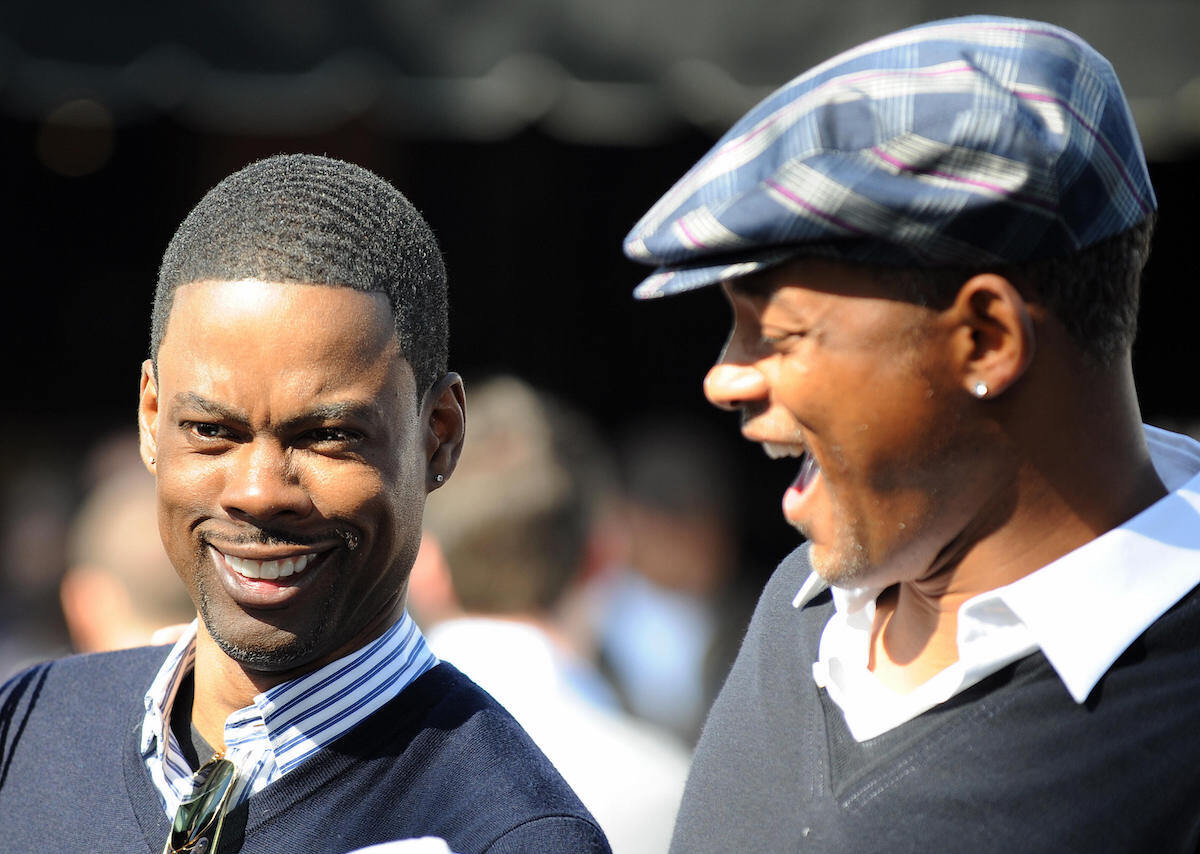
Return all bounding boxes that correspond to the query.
[162,752,237,854]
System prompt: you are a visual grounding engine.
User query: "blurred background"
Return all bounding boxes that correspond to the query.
[2,0,1198,741]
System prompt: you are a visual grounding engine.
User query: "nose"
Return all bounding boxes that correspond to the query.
[220,440,314,524]
[704,361,768,411]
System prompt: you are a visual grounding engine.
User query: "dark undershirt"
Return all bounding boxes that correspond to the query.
[169,672,217,771]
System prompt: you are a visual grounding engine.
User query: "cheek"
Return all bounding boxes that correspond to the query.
[154,461,217,535]
[308,463,384,508]
[161,459,219,496]
[795,353,952,499]
[150,479,202,595]
[775,350,907,442]
[317,462,423,548]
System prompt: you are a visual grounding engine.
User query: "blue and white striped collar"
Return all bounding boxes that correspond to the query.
[140,612,438,817]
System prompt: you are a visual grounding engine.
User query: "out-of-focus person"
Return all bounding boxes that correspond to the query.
[405,530,463,631]
[423,375,691,854]
[0,460,74,680]
[60,437,196,653]
[589,421,756,744]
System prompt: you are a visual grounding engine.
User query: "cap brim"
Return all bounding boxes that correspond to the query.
[632,249,800,300]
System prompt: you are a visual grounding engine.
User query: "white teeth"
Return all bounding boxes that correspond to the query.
[762,442,805,460]
[225,554,260,578]
[221,551,314,581]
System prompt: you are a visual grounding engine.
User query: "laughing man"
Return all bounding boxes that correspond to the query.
[624,16,1200,853]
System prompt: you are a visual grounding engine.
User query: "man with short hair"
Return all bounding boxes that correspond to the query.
[624,16,1200,852]
[0,154,609,854]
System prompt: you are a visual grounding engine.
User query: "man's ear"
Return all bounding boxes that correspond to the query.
[948,273,1037,400]
[423,372,466,492]
[138,359,160,474]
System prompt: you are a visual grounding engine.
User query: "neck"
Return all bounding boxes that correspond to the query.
[186,605,408,748]
[871,352,1166,692]
[188,629,268,750]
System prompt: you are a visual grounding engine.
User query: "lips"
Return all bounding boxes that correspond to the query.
[758,440,822,529]
[208,544,333,609]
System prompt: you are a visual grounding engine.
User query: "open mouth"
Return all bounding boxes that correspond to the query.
[206,540,344,610]
[793,453,820,492]
[208,544,332,590]
[762,442,821,528]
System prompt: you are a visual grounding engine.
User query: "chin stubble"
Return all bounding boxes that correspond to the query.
[811,539,871,587]
[195,566,338,673]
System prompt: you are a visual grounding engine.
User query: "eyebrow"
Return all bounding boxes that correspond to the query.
[168,392,246,423]
[287,402,384,427]
[168,393,385,430]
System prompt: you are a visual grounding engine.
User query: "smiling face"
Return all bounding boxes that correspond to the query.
[140,279,448,676]
[703,258,989,588]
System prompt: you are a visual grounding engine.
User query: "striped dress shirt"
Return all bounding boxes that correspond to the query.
[140,613,438,816]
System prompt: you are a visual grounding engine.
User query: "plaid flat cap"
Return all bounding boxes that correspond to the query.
[624,16,1156,299]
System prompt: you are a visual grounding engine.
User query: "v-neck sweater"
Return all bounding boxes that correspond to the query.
[670,545,1200,853]
[0,648,608,854]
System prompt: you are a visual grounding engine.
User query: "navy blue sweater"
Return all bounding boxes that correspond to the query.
[671,545,1200,853]
[0,649,609,854]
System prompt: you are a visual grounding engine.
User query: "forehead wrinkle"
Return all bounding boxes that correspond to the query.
[276,400,389,432]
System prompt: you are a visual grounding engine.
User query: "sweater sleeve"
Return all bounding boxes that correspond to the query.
[483,815,611,854]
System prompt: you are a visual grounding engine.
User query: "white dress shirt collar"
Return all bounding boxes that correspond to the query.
[795,424,1200,740]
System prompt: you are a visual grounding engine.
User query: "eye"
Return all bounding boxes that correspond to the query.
[186,421,232,440]
[308,427,353,442]
[298,426,364,449]
[759,329,805,350]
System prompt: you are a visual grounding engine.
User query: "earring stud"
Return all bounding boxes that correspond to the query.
[434,474,444,483]
[972,381,989,398]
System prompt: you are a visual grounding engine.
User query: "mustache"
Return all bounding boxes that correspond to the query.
[202,526,361,552]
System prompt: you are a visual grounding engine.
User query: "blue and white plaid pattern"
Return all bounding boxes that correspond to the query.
[141,613,438,816]
[624,16,1156,299]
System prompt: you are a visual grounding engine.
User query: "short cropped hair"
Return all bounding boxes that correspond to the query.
[423,376,614,614]
[882,217,1156,366]
[152,154,448,393]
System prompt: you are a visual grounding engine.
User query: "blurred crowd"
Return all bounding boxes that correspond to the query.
[0,430,194,677]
